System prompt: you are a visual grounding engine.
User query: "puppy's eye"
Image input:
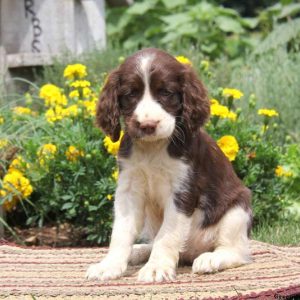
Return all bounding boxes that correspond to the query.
[127,90,138,98]
[159,89,173,97]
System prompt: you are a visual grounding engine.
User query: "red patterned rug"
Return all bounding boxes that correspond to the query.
[0,240,300,299]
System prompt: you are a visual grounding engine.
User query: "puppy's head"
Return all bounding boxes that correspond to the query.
[96,48,209,142]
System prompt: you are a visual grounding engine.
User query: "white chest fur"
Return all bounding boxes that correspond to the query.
[119,142,189,209]
[117,142,189,240]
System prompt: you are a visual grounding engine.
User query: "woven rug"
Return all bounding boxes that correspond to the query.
[0,240,299,299]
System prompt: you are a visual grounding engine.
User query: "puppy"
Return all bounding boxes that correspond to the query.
[86,48,252,282]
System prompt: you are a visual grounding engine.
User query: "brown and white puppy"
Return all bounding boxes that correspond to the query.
[86,48,252,282]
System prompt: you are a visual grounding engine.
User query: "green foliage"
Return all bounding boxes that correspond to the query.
[281,144,300,200]
[254,18,300,54]
[107,0,258,59]
[106,1,300,60]
[227,48,300,140]
[0,70,117,245]
[205,81,292,225]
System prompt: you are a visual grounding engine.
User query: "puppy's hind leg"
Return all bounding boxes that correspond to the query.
[192,206,251,274]
[129,244,152,266]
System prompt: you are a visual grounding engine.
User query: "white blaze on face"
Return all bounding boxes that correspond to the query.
[134,55,176,141]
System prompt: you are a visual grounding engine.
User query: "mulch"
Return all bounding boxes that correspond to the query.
[0,240,300,299]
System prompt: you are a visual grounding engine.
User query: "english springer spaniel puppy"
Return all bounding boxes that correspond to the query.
[86,48,252,282]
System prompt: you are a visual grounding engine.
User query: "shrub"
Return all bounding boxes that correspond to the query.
[0,57,297,244]
[0,66,116,244]
[107,0,259,59]
[106,1,300,60]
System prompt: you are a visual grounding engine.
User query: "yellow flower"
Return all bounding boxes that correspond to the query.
[70,80,91,88]
[0,116,4,124]
[64,105,79,117]
[210,98,219,105]
[69,90,80,99]
[8,156,28,173]
[210,99,237,121]
[112,170,119,181]
[45,104,79,123]
[0,139,8,149]
[83,87,92,98]
[275,165,293,177]
[211,102,229,118]
[217,135,239,162]
[63,64,87,81]
[40,84,67,107]
[45,106,64,123]
[82,100,96,117]
[65,145,84,162]
[103,131,124,156]
[227,111,237,121]
[175,55,192,65]
[13,106,32,116]
[38,143,57,166]
[222,88,244,100]
[258,108,279,117]
[106,194,113,201]
[2,170,33,199]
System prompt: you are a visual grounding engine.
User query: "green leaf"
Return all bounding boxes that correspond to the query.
[144,25,163,38]
[123,34,146,49]
[241,17,260,29]
[61,195,73,200]
[189,2,215,20]
[279,3,300,19]
[161,0,187,9]
[127,1,157,15]
[201,43,217,53]
[160,13,192,29]
[177,23,198,35]
[215,16,244,34]
[161,31,181,44]
[61,202,73,210]
[218,7,239,17]
[88,205,99,212]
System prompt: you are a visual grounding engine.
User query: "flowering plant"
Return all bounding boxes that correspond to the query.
[0,64,116,244]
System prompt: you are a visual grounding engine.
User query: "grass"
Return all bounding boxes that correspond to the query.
[227,47,300,142]
[252,218,300,246]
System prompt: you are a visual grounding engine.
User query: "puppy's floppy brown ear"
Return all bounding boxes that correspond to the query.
[182,65,210,132]
[96,69,121,142]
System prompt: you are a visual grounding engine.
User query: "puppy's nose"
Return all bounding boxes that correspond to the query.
[139,120,159,135]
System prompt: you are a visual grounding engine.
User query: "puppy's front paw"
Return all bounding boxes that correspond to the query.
[86,259,127,281]
[192,252,219,274]
[192,249,247,274]
[138,262,176,282]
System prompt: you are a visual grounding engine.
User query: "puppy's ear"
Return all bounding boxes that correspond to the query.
[182,65,210,132]
[96,69,121,142]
